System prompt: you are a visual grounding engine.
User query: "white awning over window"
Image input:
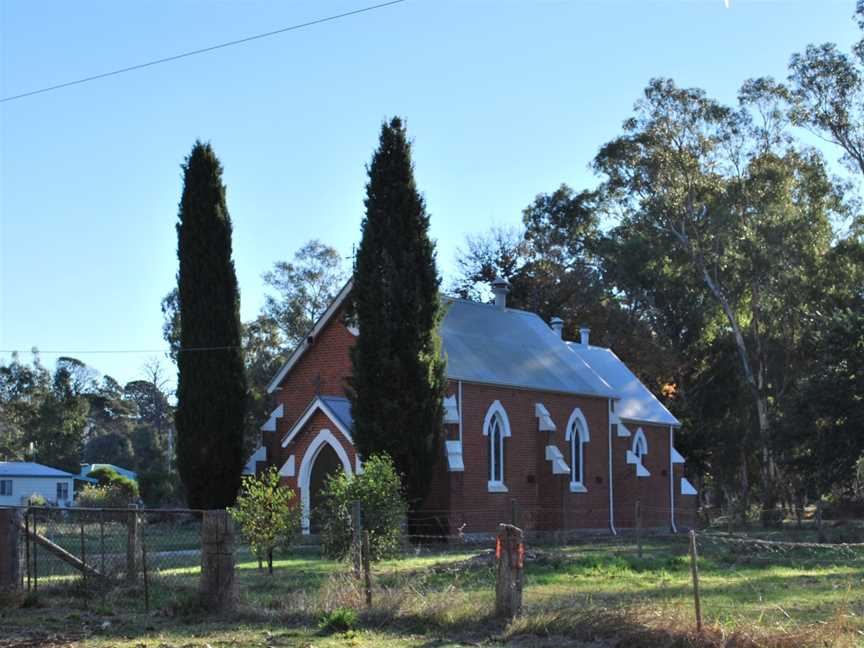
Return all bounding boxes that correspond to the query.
[535,403,556,432]
[681,477,697,495]
[445,440,464,472]
[544,445,570,474]
[443,396,460,425]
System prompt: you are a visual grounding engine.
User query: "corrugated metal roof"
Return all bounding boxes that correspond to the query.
[441,299,616,398]
[0,462,78,479]
[566,343,680,427]
[320,396,353,431]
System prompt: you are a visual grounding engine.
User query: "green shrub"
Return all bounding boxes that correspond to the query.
[316,453,407,560]
[87,467,139,500]
[228,467,302,574]
[76,482,135,508]
[25,493,46,507]
[318,607,358,633]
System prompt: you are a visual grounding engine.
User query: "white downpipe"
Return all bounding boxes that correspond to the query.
[669,426,678,534]
[458,381,463,442]
[608,399,617,535]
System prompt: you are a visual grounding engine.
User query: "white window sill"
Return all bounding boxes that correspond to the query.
[487,481,509,493]
[569,482,587,493]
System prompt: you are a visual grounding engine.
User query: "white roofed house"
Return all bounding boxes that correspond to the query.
[0,462,89,507]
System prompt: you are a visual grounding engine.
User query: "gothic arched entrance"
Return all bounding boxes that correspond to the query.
[298,429,353,533]
[308,443,343,533]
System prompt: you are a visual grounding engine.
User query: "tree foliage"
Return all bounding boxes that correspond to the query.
[316,454,407,561]
[348,117,447,507]
[174,140,247,509]
[261,240,347,347]
[228,467,301,574]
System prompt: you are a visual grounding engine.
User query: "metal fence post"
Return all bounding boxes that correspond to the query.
[80,522,88,609]
[100,511,105,576]
[25,510,31,592]
[32,510,38,592]
[142,539,150,613]
[689,530,702,633]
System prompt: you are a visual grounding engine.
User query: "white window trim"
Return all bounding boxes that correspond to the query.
[632,428,648,459]
[565,408,590,493]
[483,400,511,492]
[628,428,651,478]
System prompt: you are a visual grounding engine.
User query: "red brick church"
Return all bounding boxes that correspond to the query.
[252,277,697,537]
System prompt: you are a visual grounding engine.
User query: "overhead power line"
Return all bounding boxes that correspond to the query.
[0,346,244,355]
[1,0,408,103]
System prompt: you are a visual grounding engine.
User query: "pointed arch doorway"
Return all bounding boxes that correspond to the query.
[298,429,353,533]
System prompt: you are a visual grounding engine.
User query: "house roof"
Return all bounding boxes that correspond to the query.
[320,396,353,432]
[0,462,79,479]
[566,343,680,427]
[267,281,616,399]
[441,298,616,398]
[281,395,354,448]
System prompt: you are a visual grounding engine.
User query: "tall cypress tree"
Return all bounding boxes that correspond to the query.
[348,117,447,507]
[174,141,247,509]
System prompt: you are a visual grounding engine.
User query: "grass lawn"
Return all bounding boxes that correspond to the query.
[2,534,862,647]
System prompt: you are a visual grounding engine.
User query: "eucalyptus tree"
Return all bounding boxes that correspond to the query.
[593,79,843,518]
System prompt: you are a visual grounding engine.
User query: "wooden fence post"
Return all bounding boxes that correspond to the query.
[635,500,643,559]
[352,501,362,579]
[495,523,524,619]
[688,530,702,633]
[126,505,140,583]
[0,509,22,593]
[362,530,372,607]
[199,510,238,612]
[25,511,31,592]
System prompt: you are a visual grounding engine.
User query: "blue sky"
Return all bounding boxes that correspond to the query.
[0,0,860,387]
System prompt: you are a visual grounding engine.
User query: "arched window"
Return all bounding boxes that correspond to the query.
[632,428,648,461]
[483,401,511,492]
[565,408,590,492]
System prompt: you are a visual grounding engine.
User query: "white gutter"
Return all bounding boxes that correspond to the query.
[669,425,678,533]
[608,399,617,535]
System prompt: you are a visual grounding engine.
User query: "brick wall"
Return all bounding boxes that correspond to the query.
[263,306,355,474]
[439,382,612,535]
[612,422,674,531]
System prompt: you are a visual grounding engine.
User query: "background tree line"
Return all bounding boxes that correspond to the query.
[452,7,864,519]
[0,354,178,504]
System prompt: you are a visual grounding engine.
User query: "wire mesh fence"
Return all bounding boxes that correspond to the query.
[3,503,862,643]
[13,506,204,612]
